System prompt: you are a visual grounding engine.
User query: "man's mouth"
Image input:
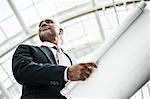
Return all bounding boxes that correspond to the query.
[42,27,51,31]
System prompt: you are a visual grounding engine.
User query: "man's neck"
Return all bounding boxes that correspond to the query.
[48,37,59,45]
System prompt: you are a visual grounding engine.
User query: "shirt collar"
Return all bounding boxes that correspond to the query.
[42,41,57,48]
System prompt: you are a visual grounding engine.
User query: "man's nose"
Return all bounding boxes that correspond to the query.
[41,22,48,27]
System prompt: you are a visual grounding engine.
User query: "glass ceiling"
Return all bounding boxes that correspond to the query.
[0,0,150,99]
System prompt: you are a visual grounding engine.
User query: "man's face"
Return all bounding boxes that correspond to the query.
[38,19,59,37]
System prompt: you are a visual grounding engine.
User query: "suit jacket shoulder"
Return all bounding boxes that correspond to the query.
[12,44,67,87]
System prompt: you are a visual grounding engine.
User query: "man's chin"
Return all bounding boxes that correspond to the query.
[41,30,51,34]
[41,30,57,37]
[44,29,51,32]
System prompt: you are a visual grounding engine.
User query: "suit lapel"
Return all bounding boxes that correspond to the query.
[39,46,57,64]
[61,49,73,65]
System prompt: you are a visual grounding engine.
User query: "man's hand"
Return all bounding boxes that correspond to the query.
[67,62,97,81]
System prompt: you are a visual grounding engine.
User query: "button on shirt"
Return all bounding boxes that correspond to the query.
[42,42,71,81]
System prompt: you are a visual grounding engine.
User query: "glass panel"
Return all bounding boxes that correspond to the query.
[0,16,22,38]
[127,4,135,13]
[34,1,55,18]
[52,0,75,12]
[82,17,101,42]
[65,23,85,41]
[99,8,118,29]
[104,28,116,40]
[0,49,15,64]
[20,6,40,27]
[2,78,13,90]
[0,65,8,82]
[32,35,42,46]
[95,0,112,5]
[116,5,128,24]
[62,18,83,44]
[13,0,33,10]
[0,0,13,21]
[2,58,12,76]
[67,37,88,50]
[10,75,18,84]
[0,28,7,43]
[45,0,60,15]
[7,83,21,99]
[63,13,101,45]
[12,32,25,42]
[74,0,91,6]
[99,8,118,40]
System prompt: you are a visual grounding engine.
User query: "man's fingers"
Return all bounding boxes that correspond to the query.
[80,67,92,80]
[85,62,97,68]
[85,69,92,75]
[80,72,90,81]
[67,62,97,81]
[81,66,92,74]
[79,62,97,68]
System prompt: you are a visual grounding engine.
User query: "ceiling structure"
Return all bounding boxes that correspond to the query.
[0,0,150,99]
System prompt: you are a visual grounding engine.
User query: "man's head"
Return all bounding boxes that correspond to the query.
[38,18,63,44]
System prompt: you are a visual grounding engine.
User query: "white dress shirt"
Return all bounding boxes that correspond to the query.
[42,42,71,81]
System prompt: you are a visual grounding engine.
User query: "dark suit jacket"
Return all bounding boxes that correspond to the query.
[12,44,72,99]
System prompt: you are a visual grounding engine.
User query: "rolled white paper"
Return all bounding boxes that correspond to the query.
[61,1,150,99]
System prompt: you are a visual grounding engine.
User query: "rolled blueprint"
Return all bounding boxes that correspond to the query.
[61,1,150,99]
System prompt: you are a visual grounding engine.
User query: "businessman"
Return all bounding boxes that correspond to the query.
[12,18,97,99]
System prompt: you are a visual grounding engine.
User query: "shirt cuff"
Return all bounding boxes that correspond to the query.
[64,67,69,82]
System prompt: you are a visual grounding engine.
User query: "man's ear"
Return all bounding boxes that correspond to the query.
[59,28,63,35]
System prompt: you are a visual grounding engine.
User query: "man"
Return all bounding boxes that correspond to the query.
[12,18,97,99]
